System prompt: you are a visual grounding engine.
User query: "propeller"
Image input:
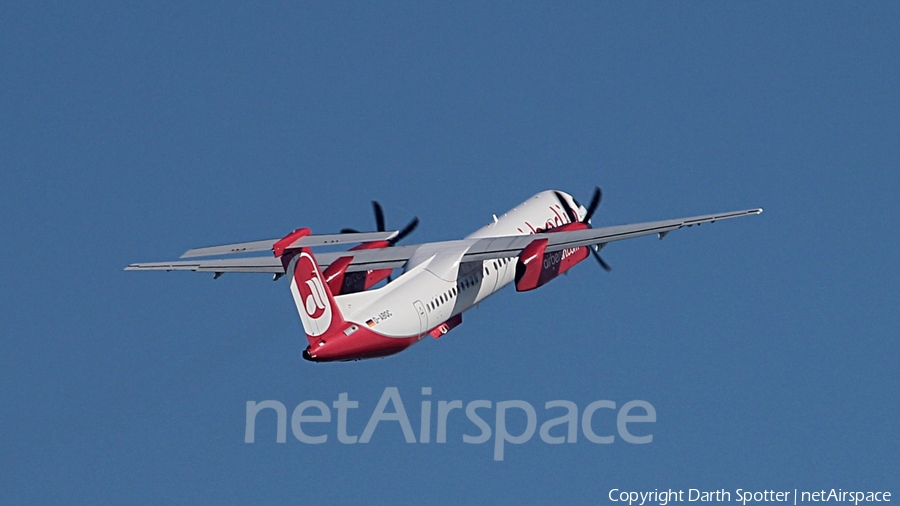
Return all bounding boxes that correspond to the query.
[390,216,419,245]
[591,245,612,272]
[553,187,611,272]
[582,187,602,224]
[341,201,419,246]
[373,201,386,233]
[554,190,580,224]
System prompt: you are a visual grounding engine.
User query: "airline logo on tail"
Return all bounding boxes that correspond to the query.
[290,251,333,337]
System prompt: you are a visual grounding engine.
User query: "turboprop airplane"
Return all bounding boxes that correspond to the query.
[126,189,761,362]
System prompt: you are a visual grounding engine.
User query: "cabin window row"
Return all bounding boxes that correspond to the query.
[424,258,513,314]
[425,270,484,313]
[485,257,512,277]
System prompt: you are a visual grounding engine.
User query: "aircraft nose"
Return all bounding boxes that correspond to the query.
[302,347,318,362]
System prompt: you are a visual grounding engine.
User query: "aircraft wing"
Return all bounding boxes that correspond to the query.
[462,207,763,261]
[125,208,761,274]
[545,207,763,251]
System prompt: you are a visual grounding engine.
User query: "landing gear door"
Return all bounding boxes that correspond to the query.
[413,300,428,336]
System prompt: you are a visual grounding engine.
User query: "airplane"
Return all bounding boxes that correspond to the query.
[126,188,762,362]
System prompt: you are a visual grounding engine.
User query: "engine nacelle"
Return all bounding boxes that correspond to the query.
[514,223,590,291]
[323,256,353,294]
[322,240,393,295]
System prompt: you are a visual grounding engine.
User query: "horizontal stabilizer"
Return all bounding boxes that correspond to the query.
[180,231,400,258]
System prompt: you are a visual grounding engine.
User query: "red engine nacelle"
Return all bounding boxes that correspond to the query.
[514,222,590,291]
[322,240,393,295]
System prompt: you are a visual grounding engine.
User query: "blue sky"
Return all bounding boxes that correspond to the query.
[1,2,897,504]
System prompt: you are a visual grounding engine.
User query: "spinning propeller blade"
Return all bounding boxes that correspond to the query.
[390,217,419,246]
[373,201,386,232]
[583,187,602,224]
[341,201,419,247]
[553,191,580,223]
[591,246,612,272]
[557,187,612,272]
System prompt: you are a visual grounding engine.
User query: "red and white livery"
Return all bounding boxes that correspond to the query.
[127,189,761,362]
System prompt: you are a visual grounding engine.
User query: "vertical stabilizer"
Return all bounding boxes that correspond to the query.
[277,240,347,346]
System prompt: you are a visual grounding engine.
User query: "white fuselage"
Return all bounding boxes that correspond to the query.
[331,190,587,338]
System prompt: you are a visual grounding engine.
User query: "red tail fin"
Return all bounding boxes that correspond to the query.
[273,229,347,346]
[284,248,347,346]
